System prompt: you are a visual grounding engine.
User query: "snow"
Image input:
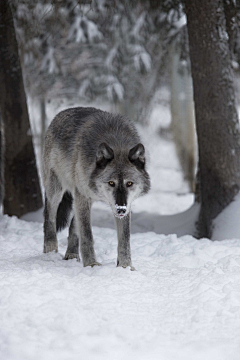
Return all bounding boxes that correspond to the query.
[107,81,124,101]
[41,47,59,74]
[67,16,103,44]
[134,49,151,72]
[68,16,87,43]
[1,215,240,360]
[2,101,240,359]
[106,47,118,70]
[86,19,103,43]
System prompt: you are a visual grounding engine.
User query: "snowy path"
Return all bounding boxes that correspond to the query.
[1,215,240,360]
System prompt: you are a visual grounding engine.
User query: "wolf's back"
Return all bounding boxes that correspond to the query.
[45,107,140,161]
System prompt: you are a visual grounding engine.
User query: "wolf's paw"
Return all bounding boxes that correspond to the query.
[119,265,136,271]
[89,261,102,267]
[43,242,58,253]
[63,253,80,262]
[117,259,135,270]
[84,261,102,267]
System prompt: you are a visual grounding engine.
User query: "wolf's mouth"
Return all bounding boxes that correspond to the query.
[115,213,125,219]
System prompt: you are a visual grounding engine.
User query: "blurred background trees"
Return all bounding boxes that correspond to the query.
[12,0,187,175]
[13,0,179,120]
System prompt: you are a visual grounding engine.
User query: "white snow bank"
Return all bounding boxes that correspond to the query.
[130,202,200,236]
[1,215,240,360]
[91,202,199,237]
[213,193,240,240]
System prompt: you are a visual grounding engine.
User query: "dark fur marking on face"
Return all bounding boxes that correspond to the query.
[115,175,127,206]
[115,186,127,207]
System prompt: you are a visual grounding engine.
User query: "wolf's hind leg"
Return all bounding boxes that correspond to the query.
[64,217,80,261]
[74,189,101,267]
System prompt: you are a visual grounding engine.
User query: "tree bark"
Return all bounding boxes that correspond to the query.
[0,0,43,217]
[0,113,4,205]
[184,0,240,238]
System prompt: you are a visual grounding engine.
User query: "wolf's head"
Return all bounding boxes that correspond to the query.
[89,142,150,218]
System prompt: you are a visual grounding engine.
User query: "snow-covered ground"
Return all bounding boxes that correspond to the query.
[1,101,240,359]
[1,216,240,360]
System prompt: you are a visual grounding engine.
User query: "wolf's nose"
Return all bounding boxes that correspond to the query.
[117,208,126,215]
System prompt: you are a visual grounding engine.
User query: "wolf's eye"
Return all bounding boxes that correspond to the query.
[108,181,115,187]
[126,181,133,187]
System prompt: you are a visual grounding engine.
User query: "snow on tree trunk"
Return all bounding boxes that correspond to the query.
[0,0,43,217]
[184,0,240,238]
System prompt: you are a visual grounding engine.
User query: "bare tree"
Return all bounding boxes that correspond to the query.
[0,0,43,217]
[184,0,240,238]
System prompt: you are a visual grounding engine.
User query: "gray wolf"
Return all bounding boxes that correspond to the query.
[42,107,150,269]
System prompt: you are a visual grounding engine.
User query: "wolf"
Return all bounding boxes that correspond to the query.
[42,107,150,270]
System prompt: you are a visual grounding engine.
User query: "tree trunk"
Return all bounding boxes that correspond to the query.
[184,0,240,238]
[0,0,43,217]
[0,113,4,205]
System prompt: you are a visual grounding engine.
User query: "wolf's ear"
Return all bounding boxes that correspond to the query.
[96,142,114,168]
[128,143,145,169]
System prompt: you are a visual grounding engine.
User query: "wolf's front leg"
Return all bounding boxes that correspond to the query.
[43,195,59,253]
[74,189,101,267]
[115,213,135,270]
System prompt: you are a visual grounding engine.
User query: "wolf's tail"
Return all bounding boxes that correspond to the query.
[56,191,73,232]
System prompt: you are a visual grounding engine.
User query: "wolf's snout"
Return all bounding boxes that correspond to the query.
[117,208,126,215]
[115,205,127,217]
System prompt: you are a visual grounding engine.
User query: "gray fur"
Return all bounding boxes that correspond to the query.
[63,217,80,261]
[43,107,150,268]
[115,213,133,269]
